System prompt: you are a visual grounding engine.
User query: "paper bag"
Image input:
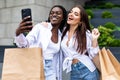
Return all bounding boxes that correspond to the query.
[2,48,45,80]
[99,47,120,80]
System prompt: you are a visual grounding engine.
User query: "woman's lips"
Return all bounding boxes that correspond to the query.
[68,17,73,21]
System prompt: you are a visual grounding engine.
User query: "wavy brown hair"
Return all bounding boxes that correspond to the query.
[62,5,91,54]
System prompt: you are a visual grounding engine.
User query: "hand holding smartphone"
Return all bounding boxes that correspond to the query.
[21,8,33,30]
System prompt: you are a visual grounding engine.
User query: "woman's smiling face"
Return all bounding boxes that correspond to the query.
[67,7,81,26]
[49,7,63,26]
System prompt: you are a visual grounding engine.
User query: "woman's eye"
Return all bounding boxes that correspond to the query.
[50,12,53,15]
[50,11,62,15]
[56,12,62,15]
[69,11,72,13]
[74,12,79,16]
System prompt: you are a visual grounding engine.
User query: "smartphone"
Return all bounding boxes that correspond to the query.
[21,8,32,30]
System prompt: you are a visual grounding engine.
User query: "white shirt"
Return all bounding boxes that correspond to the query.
[14,23,61,59]
[14,23,62,80]
[61,31,99,73]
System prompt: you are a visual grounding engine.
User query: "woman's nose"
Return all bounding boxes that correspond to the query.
[53,13,56,16]
[52,12,57,16]
[68,12,73,17]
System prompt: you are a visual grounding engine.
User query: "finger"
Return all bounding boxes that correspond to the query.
[21,16,31,23]
[23,21,32,26]
[20,25,33,31]
[92,28,99,35]
[20,21,32,28]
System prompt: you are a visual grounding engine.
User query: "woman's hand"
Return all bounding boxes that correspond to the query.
[92,28,100,47]
[16,16,33,36]
[92,28,100,40]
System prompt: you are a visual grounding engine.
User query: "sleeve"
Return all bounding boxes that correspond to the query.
[14,24,41,48]
[86,32,100,59]
[14,33,28,48]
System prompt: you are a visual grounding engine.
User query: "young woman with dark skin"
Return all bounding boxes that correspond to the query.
[15,5,67,80]
[61,5,100,80]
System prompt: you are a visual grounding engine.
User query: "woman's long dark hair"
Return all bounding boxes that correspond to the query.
[62,5,91,54]
[47,5,67,32]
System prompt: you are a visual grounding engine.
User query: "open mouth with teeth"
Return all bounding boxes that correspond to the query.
[52,16,58,21]
[50,15,61,24]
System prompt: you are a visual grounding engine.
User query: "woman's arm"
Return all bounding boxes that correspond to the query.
[87,28,100,59]
[15,23,41,48]
[91,28,100,48]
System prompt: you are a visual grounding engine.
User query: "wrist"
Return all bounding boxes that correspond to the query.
[92,39,98,48]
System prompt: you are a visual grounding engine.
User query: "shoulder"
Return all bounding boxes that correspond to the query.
[33,23,52,30]
[33,23,42,29]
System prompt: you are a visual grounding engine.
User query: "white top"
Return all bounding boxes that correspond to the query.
[44,37,61,59]
[14,23,62,80]
[14,23,61,59]
[61,31,99,73]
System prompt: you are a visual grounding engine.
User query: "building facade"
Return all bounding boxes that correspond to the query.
[0,0,89,45]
